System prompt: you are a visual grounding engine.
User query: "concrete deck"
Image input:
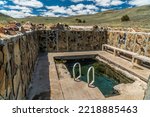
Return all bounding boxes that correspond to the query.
[28,51,150,100]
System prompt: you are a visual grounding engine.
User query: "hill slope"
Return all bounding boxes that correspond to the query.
[18,5,150,28]
[1,5,150,28]
[0,13,14,24]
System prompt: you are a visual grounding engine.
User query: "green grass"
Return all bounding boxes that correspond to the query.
[1,5,150,29]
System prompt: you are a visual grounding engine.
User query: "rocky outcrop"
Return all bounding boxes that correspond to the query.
[0,31,39,100]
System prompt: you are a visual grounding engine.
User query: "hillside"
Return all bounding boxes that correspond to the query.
[0,5,150,28]
[0,13,14,24]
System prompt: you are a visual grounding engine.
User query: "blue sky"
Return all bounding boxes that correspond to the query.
[0,0,149,18]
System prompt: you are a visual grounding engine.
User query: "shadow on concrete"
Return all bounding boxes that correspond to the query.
[27,53,51,100]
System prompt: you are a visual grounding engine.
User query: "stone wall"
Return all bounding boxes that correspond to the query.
[39,30,107,52]
[0,31,39,100]
[107,31,150,57]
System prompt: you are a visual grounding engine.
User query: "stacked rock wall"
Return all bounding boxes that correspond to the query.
[0,31,39,99]
[107,31,150,57]
[39,30,107,52]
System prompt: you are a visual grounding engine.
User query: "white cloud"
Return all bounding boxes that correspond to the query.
[0,1,7,5]
[42,12,58,17]
[70,4,98,11]
[129,0,150,6]
[69,4,98,15]
[4,5,32,13]
[101,8,109,11]
[12,0,43,8]
[0,10,35,18]
[76,9,97,15]
[94,0,111,6]
[110,0,124,6]
[87,0,124,6]
[70,4,85,11]
[46,6,67,14]
[43,4,98,17]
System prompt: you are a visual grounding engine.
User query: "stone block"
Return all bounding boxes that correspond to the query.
[14,40,21,65]
[13,69,20,98]
[17,83,23,100]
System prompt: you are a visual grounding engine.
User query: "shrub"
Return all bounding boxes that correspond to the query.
[75,19,86,23]
[121,15,130,21]
[82,20,86,23]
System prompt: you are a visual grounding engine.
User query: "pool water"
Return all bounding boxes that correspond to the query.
[64,58,120,97]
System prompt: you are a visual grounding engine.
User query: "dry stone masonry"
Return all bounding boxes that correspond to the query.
[108,31,150,57]
[39,29,107,52]
[0,31,39,99]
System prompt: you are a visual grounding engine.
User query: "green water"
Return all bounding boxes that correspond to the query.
[65,58,119,97]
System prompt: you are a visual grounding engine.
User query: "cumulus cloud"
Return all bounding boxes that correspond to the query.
[44,4,98,17]
[70,4,98,11]
[0,1,7,5]
[12,0,43,8]
[87,0,124,6]
[94,0,111,6]
[42,12,58,17]
[4,5,32,13]
[0,9,35,18]
[101,8,109,11]
[46,6,67,14]
[129,0,150,6]
[110,0,124,6]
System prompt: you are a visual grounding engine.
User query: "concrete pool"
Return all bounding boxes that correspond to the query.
[55,58,134,97]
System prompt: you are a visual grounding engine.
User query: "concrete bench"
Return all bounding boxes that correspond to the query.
[133,55,150,64]
[102,44,150,67]
[102,44,137,57]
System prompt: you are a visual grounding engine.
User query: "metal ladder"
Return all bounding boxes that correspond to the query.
[72,62,81,81]
[87,66,95,88]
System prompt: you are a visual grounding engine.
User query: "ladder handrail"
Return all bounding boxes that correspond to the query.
[72,62,81,81]
[87,66,95,87]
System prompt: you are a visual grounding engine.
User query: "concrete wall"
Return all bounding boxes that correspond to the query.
[0,31,39,100]
[107,31,150,57]
[39,30,107,52]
